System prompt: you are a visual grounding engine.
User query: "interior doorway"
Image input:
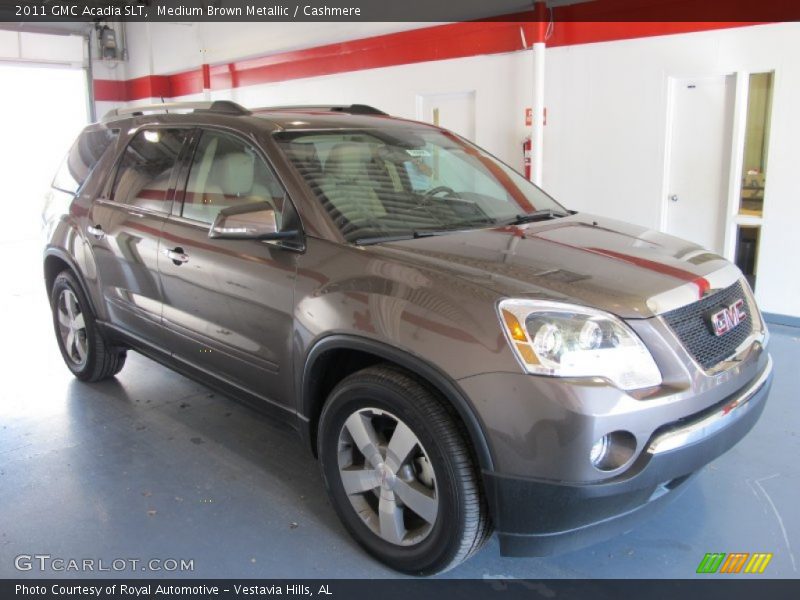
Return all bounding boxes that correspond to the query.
[416,91,476,141]
[732,71,774,289]
[663,75,735,254]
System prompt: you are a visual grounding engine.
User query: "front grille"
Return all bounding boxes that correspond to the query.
[662,281,754,370]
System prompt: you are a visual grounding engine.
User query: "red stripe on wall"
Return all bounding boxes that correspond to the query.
[93,20,768,103]
[94,75,172,102]
[167,69,204,98]
[207,20,521,90]
[93,79,128,102]
[125,75,171,99]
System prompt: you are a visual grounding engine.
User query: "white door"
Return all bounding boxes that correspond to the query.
[417,91,476,141]
[665,75,735,253]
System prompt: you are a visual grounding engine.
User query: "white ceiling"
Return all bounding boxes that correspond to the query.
[195,22,435,56]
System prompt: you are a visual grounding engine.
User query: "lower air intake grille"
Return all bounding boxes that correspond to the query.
[662,281,753,370]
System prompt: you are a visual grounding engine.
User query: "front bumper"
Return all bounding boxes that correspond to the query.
[480,357,773,557]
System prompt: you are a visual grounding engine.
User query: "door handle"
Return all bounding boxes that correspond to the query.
[87,225,105,240]
[164,247,189,265]
[669,194,679,202]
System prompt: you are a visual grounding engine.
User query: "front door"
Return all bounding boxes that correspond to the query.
[158,129,298,410]
[665,75,735,253]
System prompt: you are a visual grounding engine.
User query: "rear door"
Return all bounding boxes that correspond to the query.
[158,128,299,410]
[88,127,192,343]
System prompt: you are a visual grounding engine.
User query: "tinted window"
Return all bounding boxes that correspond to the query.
[182,130,288,226]
[111,129,189,213]
[274,129,564,243]
[52,128,118,194]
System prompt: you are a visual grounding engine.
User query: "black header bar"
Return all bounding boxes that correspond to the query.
[1,0,799,24]
[3,579,800,600]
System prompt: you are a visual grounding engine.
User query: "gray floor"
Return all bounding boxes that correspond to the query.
[1,237,798,579]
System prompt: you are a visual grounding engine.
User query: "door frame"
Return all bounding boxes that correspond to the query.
[723,68,777,281]
[415,90,477,139]
[660,69,776,265]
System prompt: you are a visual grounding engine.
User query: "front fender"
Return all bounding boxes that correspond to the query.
[298,334,496,472]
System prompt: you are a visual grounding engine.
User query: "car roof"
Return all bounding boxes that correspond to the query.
[252,108,434,132]
[99,101,437,133]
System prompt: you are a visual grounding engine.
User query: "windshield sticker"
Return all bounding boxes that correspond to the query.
[405,149,431,157]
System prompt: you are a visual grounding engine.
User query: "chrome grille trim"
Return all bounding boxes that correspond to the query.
[661,281,755,370]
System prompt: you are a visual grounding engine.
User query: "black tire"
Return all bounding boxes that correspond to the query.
[317,364,492,575]
[50,270,126,382]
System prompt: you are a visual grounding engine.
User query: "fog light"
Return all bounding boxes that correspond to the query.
[590,431,637,471]
[590,435,611,466]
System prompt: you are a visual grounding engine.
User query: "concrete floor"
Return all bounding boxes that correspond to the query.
[1,237,798,579]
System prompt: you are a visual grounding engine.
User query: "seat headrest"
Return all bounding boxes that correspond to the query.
[286,142,321,171]
[213,152,255,196]
[325,143,372,180]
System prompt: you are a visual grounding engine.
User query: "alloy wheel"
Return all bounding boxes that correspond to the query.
[56,289,88,368]
[337,407,439,546]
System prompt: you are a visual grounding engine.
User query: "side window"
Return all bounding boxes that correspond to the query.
[182,130,287,227]
[53,128,119,194]
[111,128,189,213]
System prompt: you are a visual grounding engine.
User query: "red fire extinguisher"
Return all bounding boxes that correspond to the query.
[523,136,532,180]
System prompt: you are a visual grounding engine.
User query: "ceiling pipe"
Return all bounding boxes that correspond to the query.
[530,0,548,186]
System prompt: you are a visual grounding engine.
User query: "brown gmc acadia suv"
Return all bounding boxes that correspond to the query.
[43,101,772,574]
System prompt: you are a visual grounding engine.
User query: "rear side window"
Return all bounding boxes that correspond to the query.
[52,128,118,194]
[110,128,190,213]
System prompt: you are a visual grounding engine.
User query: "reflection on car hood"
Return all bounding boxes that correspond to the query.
[372,213,733,319]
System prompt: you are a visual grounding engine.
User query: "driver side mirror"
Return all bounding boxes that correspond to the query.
[209,202,299,241]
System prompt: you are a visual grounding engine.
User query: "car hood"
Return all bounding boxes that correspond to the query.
[370,213,735,319]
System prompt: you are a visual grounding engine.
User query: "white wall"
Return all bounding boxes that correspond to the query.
[117,22,800,318]
[226,51,532,170]
[122,22,433,79]
[109,49,535,173]
[543,23,800,319]
[94,22,430,119]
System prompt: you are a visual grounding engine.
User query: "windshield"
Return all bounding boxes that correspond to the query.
[274,127,567,243]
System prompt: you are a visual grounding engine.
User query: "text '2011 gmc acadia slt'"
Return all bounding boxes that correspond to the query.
[43,101,772,575]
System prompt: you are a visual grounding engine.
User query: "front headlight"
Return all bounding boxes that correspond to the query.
[498,299,662,391]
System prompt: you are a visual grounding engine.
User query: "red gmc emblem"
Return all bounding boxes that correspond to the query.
[708,298,747,336]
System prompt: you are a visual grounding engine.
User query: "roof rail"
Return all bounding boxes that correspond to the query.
[102,100,251,122]
[256,104,388,116]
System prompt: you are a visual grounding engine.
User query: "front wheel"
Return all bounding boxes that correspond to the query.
[317,365,491,575]
[50,270,126,382]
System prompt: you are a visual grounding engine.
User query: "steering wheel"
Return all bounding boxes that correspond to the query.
[424,185,456,197]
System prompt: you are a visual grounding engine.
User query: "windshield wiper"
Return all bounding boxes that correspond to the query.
[506,209,569,225]
[353,230,440,246]
[354,211,564,244]
[353,217,500,246]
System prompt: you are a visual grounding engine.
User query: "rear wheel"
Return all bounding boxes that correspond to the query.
[50,271,126,382]
[318,365,491,575]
